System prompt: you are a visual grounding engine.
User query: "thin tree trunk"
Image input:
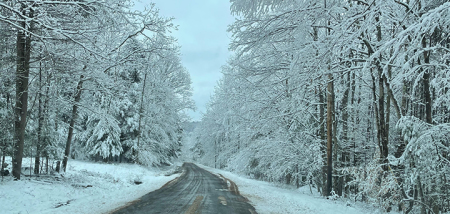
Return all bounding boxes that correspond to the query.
[45,156,48,174]
[422,37,432,125]
[319,88,327,196]
[375,14,389,172]
[396,79,410,158]
[385,53,392,164]
[378,68,389,171]
[350,71,357,168]
[42,70,51,174]
[1,154,5,176]
[422,30,438,214]
[12,5,33,180]
[135,72,147,163]
[55,74,59,132]
[340,72,351,196]
[35,61,43,174]
[326,73,334,197]
[333,103,339,196]
[342,72,350,160]
[62,75,84,172]
[324,0,334,196]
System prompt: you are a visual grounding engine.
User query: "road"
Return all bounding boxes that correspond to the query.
[111,163,257,214]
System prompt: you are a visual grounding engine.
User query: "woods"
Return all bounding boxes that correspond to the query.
[1,0,450,213]
[192,0,450,213]
[0,1,193,179]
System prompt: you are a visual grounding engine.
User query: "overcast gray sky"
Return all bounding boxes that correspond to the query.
[139,0,234,121]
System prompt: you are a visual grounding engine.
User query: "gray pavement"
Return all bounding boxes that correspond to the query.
[112,163,257,214]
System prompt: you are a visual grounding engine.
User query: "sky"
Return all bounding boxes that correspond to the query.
[139,0,235,121]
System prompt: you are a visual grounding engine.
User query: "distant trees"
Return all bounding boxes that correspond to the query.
[0,1,193,179]
[193,0,450,213]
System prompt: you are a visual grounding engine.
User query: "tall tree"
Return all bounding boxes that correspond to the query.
[12,4,33,179]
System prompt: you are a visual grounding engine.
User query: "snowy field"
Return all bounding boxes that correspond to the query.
[0,158,179,214]
[200,164,399,214]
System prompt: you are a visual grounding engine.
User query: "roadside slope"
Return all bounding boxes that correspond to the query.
[0,158,179,214]
[200,164,398,214]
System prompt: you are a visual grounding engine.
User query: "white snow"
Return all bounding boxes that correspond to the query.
[0,158,400,214]
[200,164,399,214]
[0,158,179,214]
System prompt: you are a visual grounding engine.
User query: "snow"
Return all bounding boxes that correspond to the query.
[0,157,179,214]
[200,164,399,214]
[0,158,401,214]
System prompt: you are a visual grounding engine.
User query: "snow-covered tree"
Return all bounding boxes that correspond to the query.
[193,0,450,212]
[0,1,193,178]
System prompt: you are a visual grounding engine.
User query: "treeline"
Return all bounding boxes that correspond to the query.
[192,0,450,213]
[0,1,193,180]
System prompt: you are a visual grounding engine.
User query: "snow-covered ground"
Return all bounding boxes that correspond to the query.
[0,157,179,214]
[1,158,399,214]
[200,164,398,214]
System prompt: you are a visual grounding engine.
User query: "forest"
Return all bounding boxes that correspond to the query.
[2,0,450,213]
[0,1,194,179]
[191,0,450,213]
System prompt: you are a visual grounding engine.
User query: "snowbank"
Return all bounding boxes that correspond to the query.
[200,164,398,214]
[0,158,179,214]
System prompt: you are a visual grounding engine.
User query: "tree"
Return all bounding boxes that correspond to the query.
[1,1,193,178]
[194,0,450,212]
[12,3,33,179]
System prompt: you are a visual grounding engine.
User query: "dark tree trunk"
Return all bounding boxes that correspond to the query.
[62,75,84,172]
[35,62,43,174]
[313,26,327,196]
[339,72,351,197]
[1,155,5,175]
[378,68,389,171]
[422,37,432,125]
[42,70,51,174]
[13,6,33,180]
[375,13,389,172]
[350,71,358,168]
[326,73,334,196]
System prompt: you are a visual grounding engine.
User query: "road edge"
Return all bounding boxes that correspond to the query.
[194,164,257,213]
[106,172,184,214]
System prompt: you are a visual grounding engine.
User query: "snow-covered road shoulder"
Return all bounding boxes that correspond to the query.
[200,164,394,214]
[0,159,180,214]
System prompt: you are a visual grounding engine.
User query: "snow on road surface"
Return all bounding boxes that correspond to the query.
[0,158,179,214]
[200,164,399,214]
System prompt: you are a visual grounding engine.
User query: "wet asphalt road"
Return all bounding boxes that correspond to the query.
[112,163,257,214]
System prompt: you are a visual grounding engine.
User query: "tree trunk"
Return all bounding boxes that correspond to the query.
[135,72,147,163]
[35,62,43,174]
[319,88,327,196]
[375,13,389,172]
[396,79,410,158]
[422,30,439,214]
[12,5,33,180]
[45,156,49,174]
[326,73,334,196]
[62,75,84,172]
[350,71,358,168]
[378,68,389,171]
[340,72,351,196]
[42,70,51,174]
[342,72,350,160]
[422,37,432,125]
[313,25,327,196]
[1,154,5,175]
